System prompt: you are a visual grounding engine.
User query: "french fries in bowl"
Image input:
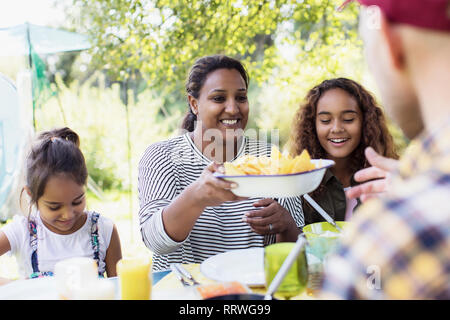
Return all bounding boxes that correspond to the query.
[216,146,335,198]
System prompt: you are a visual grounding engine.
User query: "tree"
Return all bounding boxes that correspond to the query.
[45,0,408,195]
[62,0,383,147]
[67,0,359,106]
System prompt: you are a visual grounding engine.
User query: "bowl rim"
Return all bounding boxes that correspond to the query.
[302,221,348,236]
[214,159,335,179]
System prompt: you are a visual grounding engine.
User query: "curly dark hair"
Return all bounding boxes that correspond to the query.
[289,78,398,197]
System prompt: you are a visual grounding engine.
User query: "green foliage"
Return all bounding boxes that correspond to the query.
[63,0,371,144]
[68,0,358,90]
[71,0,282,85]
[86,189,134,220]
[36,0,408,193]
[36,73,182,191]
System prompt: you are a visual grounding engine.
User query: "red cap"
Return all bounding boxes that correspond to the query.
[339,0,450,32]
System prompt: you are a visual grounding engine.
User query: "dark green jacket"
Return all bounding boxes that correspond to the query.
[302,169,360,225]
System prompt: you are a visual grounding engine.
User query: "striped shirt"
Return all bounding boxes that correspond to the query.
[138,133,304,271]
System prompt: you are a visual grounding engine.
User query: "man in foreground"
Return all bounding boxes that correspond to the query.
[320,0,450,299]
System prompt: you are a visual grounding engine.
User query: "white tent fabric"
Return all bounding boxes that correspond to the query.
[0,23,91,56]
[0,23,93,221]
[0,73,29,221]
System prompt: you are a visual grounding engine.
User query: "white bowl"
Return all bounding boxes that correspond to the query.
[215,159,335,198]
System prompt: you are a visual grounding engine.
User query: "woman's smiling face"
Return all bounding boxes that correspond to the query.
[189,68,249,143]
[315,88,363,161]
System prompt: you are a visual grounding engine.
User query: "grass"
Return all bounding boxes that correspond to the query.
[0,190,151,280]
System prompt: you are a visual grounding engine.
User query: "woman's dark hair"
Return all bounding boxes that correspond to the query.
[181,54,250,132]
[23,127,88,211]
[289,78,399,197]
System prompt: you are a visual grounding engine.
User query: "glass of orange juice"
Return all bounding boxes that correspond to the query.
[117,255,152,300]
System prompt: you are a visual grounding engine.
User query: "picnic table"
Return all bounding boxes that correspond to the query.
[0,263,317,300]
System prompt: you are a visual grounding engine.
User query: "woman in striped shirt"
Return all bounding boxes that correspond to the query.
[138,55,304,271]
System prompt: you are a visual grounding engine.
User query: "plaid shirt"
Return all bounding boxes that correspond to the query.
[320,117,450,299]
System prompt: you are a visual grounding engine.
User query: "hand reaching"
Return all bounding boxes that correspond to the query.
[346,147,398,202]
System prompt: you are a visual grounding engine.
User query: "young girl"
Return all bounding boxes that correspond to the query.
[290,78,399,225]
[0,127,122,280]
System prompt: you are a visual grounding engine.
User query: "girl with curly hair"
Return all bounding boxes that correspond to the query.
[290,78,398,225]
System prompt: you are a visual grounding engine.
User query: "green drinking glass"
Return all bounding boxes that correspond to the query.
[264,242,308,299]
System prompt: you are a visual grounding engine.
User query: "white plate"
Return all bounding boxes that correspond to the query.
[215,159,335,198]
[200,248,265,286]
[0,277,120,300]
[0,277,58,300]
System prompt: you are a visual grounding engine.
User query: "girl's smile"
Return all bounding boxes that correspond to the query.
[327,137,351,147]
[55,217,77,228]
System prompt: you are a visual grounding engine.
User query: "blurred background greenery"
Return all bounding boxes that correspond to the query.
[0,0,407,279]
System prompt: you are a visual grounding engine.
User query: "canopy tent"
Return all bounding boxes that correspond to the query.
[0,23,92,220]
[0,74,28,221]
[0,23,135,240]
[0,23,91,56]
[0,22,91,128]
